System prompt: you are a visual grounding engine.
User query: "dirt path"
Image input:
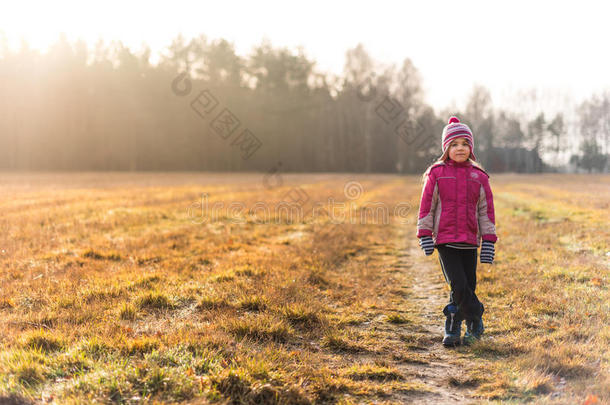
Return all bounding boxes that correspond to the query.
[392,223,478,403]
[337,221,481,404]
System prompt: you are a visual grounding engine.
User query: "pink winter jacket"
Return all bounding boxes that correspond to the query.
[416,158,498,246]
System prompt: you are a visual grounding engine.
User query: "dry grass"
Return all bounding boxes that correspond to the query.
[0,172,608,404]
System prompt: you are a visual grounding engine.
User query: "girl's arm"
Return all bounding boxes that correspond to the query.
[417,171,439,238]
[477,178,498,243]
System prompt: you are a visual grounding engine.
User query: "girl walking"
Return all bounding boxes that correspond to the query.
[416,116,498,346]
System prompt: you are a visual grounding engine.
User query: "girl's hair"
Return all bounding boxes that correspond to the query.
[420,150,487,184]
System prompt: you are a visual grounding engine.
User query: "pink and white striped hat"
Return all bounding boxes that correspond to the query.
[441,116,477,161]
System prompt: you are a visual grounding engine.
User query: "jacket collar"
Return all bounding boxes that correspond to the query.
[445,158,472,167]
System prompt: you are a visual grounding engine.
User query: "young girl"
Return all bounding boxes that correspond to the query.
[416,116,498,347]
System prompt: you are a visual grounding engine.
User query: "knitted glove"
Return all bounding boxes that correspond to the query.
[480,240,495,264]
[419,236,434,256]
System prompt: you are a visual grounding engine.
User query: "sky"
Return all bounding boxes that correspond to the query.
[1,0,609,114]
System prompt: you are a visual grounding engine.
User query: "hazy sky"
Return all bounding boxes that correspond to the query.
[2,0,609,112]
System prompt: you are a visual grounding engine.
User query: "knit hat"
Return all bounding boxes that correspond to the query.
[441,116,476,161]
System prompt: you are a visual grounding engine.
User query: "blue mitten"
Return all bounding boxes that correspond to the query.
[419,236,434,256]
[480,240,495,264]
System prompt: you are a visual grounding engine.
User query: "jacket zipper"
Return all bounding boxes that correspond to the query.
[455,169,458,237]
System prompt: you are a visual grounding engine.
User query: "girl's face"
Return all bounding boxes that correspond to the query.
[448,137,471,163]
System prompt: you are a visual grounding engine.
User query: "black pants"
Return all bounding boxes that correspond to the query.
[437,245,484,321]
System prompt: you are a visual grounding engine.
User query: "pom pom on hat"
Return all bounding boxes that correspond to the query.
[441,116,477,161]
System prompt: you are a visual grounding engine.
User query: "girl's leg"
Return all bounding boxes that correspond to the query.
[461,248,484,318]
[437,245,466,345]
[437,245,467,315]
[462,248,485,341]
[463,248,477,293]
[437,245,482,320]
[437,247,456,307]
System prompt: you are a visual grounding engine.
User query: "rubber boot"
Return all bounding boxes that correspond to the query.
[442,305,462,347]
[463,316,484,345]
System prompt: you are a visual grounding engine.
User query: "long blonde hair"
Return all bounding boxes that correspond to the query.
[420,150,487,184]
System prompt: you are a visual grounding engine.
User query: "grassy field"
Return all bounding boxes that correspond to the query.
[0,172,608,404]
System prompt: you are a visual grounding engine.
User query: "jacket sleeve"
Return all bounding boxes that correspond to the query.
[416,170,439,238]
[477,176,498,243]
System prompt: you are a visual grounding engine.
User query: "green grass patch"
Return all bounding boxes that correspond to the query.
[119,302,138,320]
[21,330,64,353]
[237,296,268,312]
[119,337,161,356]
[321,332,364,353]
[385,313,410,324]
[197,295,231,310]
[135,291,175,311]
[280,303,324,328]
[224,314,294,343]
[344,363,405,382]
[82,248,122,261]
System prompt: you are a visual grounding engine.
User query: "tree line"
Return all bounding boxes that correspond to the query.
[0,34,607,173]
